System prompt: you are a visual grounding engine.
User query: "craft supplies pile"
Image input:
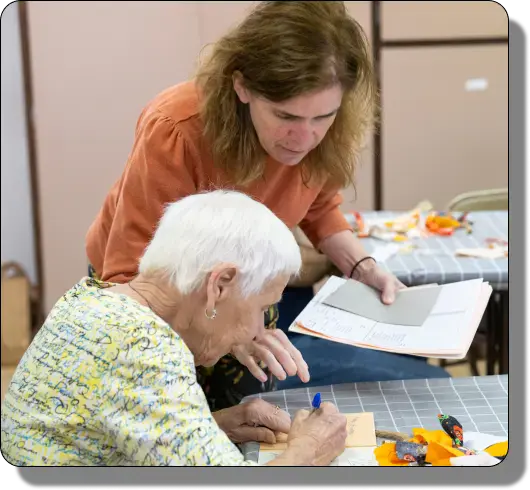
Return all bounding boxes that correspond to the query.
[374,413,507,466]
[345,202,507,259]
[256,393,507,467]
[346,201,472,242]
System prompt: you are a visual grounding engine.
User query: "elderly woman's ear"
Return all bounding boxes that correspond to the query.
[206,264,239,305]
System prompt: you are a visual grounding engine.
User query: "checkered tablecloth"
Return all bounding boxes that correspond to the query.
[347,211,508,290]
[241,375,508,463]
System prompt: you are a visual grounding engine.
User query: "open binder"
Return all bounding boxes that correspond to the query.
[288,276,492,359]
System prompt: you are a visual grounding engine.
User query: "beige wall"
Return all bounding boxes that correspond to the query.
[340,1,374,214]
[27,1,203,311]
[379,0,508,210]
[25,1,507,312]
[381,1,508,40]
[381,44,508,210]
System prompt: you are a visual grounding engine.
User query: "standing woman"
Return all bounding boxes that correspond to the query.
[87,1,406,410]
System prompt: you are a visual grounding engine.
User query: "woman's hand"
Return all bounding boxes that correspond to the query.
[269,402,347,466]
[318,230,406,304]
[231,329,310,383]
[213,398,291,444]
[355,259,406,305]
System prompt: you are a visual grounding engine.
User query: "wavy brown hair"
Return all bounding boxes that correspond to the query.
[196,1,376,188]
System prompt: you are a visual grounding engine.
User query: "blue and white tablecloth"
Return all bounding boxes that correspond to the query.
[349,211,508,290]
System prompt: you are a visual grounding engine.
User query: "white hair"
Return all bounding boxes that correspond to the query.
[139,190,302,297]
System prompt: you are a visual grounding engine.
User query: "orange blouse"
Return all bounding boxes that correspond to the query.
[86,81,352,282]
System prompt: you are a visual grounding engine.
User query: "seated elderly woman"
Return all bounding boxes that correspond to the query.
[1,190,347,466]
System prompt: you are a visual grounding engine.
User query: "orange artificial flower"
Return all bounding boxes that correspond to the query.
[411,428,453,446]
[427,440,467,466]
[374,442,411,466]
[373,428,482,466]
[484,441,508,458]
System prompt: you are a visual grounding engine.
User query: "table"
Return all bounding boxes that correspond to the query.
[241,375,508,464]
[347,210,508,374]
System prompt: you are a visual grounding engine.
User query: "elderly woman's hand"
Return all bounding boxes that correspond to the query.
[271,402,347,466]
[213,398,291,444]
[231,329,310,383]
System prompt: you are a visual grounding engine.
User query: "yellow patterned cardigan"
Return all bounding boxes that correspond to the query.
[1,278,257,466]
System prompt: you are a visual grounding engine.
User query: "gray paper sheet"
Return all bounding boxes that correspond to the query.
[322,280,441,326]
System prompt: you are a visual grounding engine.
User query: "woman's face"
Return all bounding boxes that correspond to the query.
[233,77,343,166]
[193,271,289,367]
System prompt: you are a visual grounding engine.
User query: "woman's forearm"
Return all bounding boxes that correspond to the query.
[318,230,375,279]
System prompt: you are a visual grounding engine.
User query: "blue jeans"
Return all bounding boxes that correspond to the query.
[276,287,449,390]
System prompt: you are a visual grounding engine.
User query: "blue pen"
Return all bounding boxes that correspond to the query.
[311,392,321,413]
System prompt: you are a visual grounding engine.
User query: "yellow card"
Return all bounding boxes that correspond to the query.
[345,412,377,447]
[259,413,376,451]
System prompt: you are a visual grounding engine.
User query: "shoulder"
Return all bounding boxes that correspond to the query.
[140,80,203,133]
[40,278,196,372]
